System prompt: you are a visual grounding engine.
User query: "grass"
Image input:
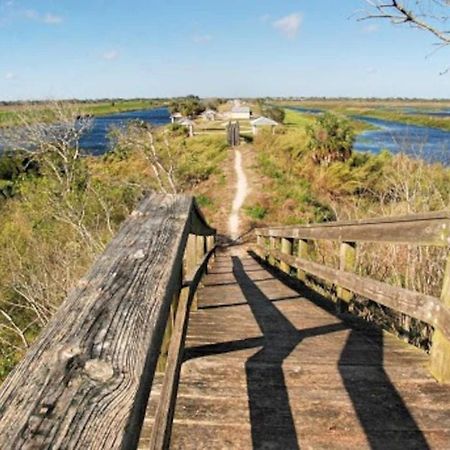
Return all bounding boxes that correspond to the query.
[0,99,166,127]
[283,107,372,134]
[277,99,450,131]
[244,203,268,220]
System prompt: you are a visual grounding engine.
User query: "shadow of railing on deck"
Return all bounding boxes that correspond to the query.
[339,328,430,450]
[185,251,431,449]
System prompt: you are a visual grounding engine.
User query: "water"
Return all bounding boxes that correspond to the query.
[353,116,450,164]
[79,107,171,155]
[288,106,450,165]
[403,107,450,117]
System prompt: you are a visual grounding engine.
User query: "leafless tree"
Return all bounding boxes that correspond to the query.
[113,121,179,194]
[0,101,93,192]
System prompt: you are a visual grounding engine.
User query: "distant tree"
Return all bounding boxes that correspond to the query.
[168,96,205,118]
[306,113,355,165]
[264,106,286,124]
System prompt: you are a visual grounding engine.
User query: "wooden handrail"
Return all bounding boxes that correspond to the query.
[255,210,450,383]
[258,246,450,340]
[0,193,216,449]
[256,210,450,246]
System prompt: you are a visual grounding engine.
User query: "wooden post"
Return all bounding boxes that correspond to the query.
[297,239,309,282]
[337,241,357,312]
[206,235,215,252]
[256,234,264,258]
[185,234,197,311]
[269,236,277,266]
[192,235,206,310]
[430,254,450,383]
[157,293,176,373]
[280,238,293,274]
[196,235,206,264]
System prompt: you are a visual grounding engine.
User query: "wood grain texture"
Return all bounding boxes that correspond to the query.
[258,246,450,341]
[139,247,450,450]
[0,194,214,450]
[149,246,216,450]
[256,211,450,246]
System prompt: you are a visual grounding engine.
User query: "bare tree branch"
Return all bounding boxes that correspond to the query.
[360,1,450,46]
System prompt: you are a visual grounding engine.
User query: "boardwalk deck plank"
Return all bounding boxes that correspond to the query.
[139,247,450,450]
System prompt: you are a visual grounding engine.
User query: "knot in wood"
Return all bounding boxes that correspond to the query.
[57,344,82,365]
[131,210,144,218]
[133,249,146,259]
[84,359,114,383]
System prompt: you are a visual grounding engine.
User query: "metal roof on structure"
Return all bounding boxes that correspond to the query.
[251,116,279,126]
[231,106,250,114]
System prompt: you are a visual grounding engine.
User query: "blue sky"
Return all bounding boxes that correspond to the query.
[0,0,449,100]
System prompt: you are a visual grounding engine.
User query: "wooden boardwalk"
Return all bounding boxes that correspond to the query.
[140,246,450,449]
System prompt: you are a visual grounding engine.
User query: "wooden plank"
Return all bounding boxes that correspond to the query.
[258,246,450,341]
[431,254,450,383]
[150,246,216,450]
[0,194,211,449]
[256,212,450,246]
[141,249,450,450]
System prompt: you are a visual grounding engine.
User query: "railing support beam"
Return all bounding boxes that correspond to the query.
[297,239,310,282]
[337,241,357,311]
[280,238,293,274]
[431,254,450,383]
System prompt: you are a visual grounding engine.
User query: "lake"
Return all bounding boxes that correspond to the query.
[288,106,450,165]
[79,107,171,155]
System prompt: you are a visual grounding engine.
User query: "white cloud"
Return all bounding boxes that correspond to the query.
[22,9,63,25]
[43,13,63,24]
[273,13,302,39]
[363,24,379,33]
[259,14,271,24]
[4,71,16,80]
[193,34,212,44]
[102,50,120,61]
[23,9,38,20]
[366,67,378,75]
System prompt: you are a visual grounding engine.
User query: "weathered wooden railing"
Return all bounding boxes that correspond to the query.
[255,211,450,383]
[0,193,216,449]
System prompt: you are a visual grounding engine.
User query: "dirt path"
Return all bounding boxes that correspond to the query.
[228,149,249,240]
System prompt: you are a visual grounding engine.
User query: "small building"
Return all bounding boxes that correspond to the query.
[251,116,279,135]
[170,112,183,123]
[178,118,195,137]
[201,109,217,121]
[230,106,251,120]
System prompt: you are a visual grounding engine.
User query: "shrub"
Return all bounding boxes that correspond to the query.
[306,112,354,165]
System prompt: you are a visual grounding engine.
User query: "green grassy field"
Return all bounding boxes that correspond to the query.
[0,99,166,127]
[283,107,373,134]
[278,99,450,131]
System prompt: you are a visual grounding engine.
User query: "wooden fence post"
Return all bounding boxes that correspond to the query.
[297,239,309,282]
[430,254,450,383]
[269,236,277,266]
[191,235,206,310]
[157,291,177,373]
[280,238,293,274]
[256,234,264,259]
[185,235,198,311]
[337,241,356,311]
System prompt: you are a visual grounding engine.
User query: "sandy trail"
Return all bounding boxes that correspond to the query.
[228,149,249,240]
